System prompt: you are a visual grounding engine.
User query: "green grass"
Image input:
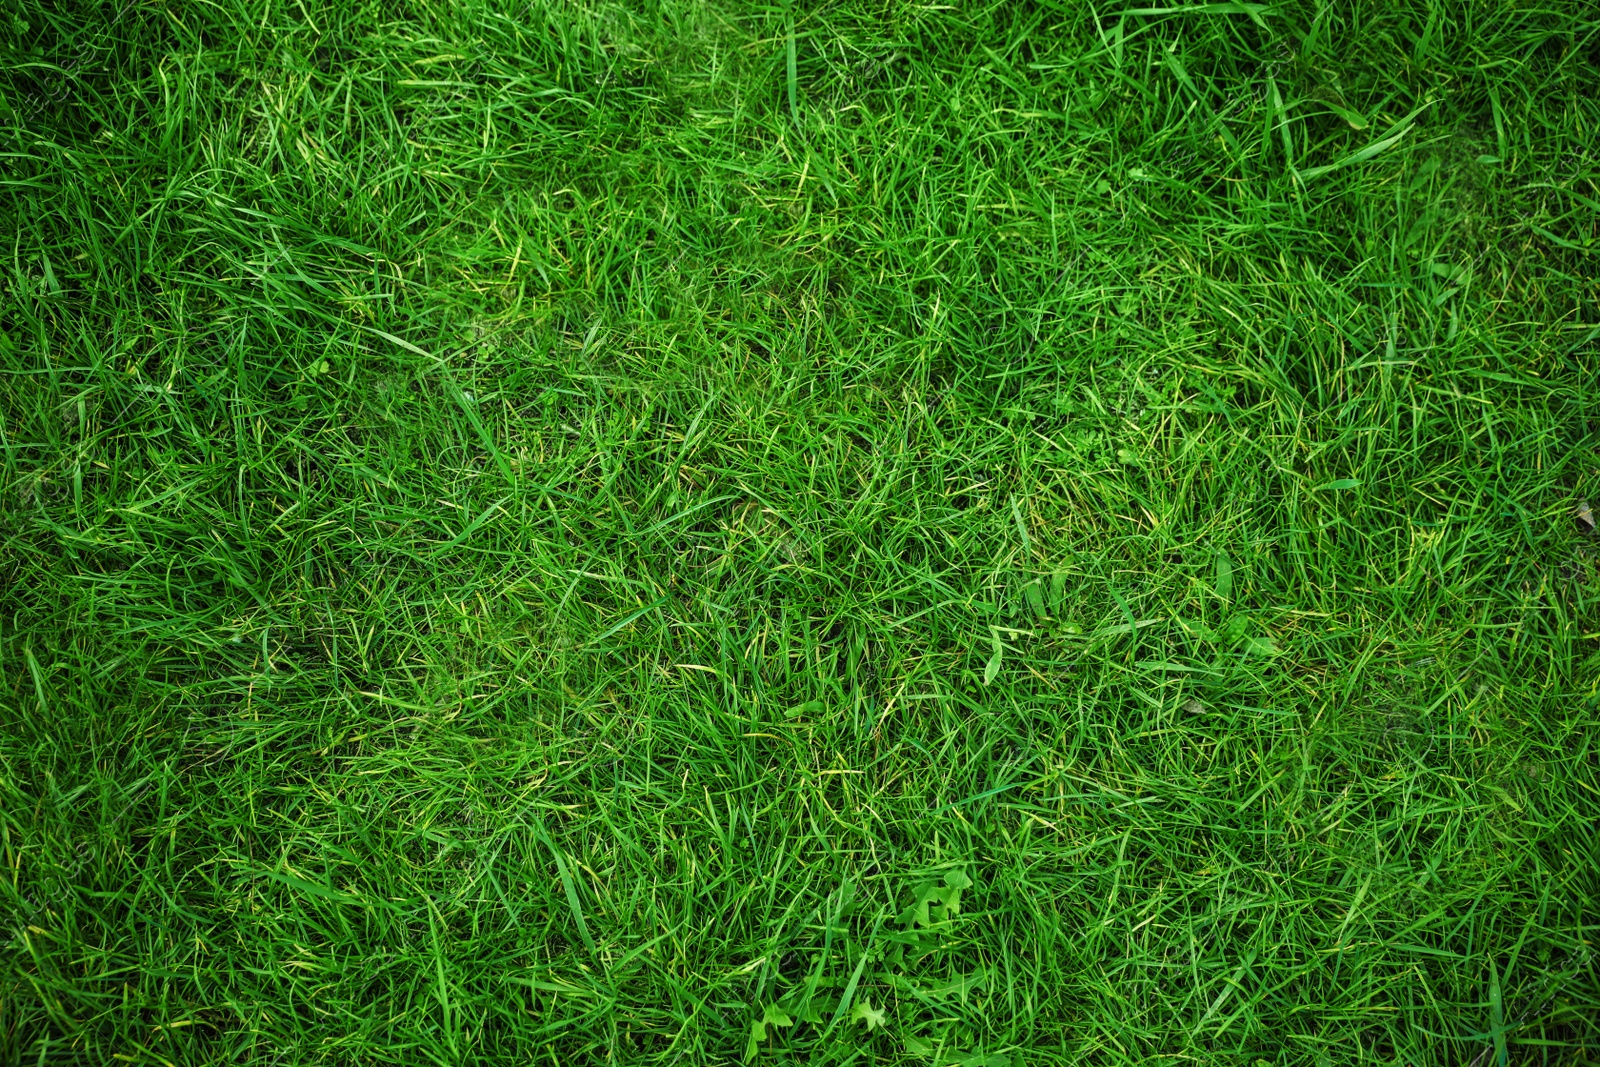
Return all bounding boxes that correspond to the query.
[3,0,1600,1063]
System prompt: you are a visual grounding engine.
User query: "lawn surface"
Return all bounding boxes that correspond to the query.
[4,1,1600,1063]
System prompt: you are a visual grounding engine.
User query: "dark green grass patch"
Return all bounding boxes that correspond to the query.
[3,0,1599,1064]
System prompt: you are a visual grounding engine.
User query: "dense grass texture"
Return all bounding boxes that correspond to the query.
[4,0,1600,1063]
